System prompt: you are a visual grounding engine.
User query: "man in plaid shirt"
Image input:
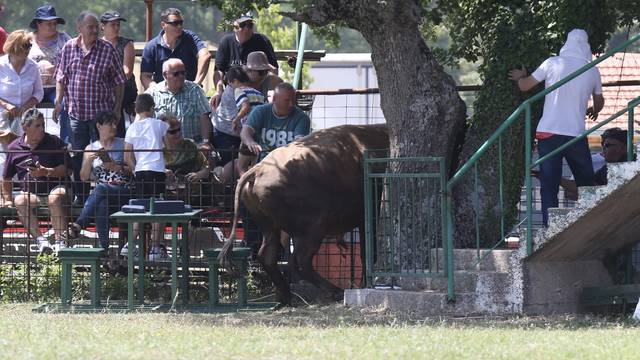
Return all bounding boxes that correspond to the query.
[53,11,126,201]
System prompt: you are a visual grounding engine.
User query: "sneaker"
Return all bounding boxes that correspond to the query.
[120,242,140,260]
[36,236,53,255]
[148,244,169,261]
[52,240,67,253]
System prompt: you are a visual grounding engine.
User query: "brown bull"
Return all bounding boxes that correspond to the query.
[219,124,389,306]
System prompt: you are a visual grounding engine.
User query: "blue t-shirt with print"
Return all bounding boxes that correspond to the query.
[246,103,310,159]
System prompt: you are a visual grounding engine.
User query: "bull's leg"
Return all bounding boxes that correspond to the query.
[294,236,344,302]
[258,230,291,307]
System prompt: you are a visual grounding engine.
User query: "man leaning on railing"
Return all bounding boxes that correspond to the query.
[508,28,605,227]
[1,108,71,254]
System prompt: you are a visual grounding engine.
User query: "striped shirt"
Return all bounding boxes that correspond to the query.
[234,86,266,115]
[55,36,126,121]
[146,80,210,142]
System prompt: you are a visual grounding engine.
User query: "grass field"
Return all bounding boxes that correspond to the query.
[1,303,640,359]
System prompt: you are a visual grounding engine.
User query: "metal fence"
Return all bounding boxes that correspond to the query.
[363,153,447,287]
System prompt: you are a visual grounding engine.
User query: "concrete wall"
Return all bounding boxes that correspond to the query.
[523,260,613,314]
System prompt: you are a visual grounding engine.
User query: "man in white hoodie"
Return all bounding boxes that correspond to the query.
[508,28,605,226]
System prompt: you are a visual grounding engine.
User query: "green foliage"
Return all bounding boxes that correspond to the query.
[256,5,313,88]
[0,254,61,302]
[1,1,223,43]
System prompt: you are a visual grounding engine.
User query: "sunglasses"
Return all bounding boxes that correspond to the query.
[22,43,33,51]
[234,21,253,30]
[167,127,181,135]
[171,70,186,77]
[164,20,184,26]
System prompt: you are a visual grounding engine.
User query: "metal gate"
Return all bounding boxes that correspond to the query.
[363,153,448,287]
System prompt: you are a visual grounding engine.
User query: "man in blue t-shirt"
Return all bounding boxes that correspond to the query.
[140,7,211,90]
[241,82,310,160]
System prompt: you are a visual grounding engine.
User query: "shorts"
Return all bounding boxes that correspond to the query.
[134,171,166,199]
[14,185,72,206]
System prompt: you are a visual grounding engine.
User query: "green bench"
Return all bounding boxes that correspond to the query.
[204,247,252,311]
[58,248,105,308]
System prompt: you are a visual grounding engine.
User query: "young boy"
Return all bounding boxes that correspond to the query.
[124,93,169,260]
[226,66,266,178]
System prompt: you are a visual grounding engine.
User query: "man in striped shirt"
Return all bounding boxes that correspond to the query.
[54,11,126,201]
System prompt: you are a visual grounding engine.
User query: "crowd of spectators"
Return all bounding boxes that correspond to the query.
[0,5,311,257]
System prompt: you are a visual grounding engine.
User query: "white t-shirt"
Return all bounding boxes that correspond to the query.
[531,56,602,137]
[124,117,169,172]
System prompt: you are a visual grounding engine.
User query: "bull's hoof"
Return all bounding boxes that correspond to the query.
[333,291,344,302]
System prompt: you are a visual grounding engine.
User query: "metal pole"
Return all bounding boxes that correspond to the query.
[145,0,154,42]
[292,23,308,89]
[525,104,533,256]
[628,101,635,161]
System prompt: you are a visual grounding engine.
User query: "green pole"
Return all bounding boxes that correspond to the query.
[292,23,308,90]
[525,104,533,256]
[629,102,635,162]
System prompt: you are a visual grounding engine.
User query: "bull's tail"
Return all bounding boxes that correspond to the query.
[218,165,257,276]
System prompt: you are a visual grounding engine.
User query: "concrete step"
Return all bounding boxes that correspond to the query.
[431,248,514,272]
[344,287,515,316]
[397,270,511,293]
[547,207,572,230]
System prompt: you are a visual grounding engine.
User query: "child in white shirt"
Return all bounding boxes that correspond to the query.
[124,93,169,260]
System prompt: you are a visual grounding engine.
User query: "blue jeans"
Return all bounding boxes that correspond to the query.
[69,117,98,200]
[76,183,131,249]
[538,135,594,226]
[43,88,70,143]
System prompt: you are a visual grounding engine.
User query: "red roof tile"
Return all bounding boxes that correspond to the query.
[589,53,640,131]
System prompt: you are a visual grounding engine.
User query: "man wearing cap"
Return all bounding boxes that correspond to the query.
[145,58,212,149]
[508,28,604,226]
[211,15,278,108]
[54,11,127,202]
[140,7,211,90]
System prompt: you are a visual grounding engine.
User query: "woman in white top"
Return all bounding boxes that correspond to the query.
[0,30,44,131]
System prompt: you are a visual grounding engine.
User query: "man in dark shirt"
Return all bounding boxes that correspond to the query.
[2,109,71,253]
[210,14,278,108]
[140,7,211,90]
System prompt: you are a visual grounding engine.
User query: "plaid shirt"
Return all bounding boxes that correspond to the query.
[55,37,126,121]
[146,80,210,142]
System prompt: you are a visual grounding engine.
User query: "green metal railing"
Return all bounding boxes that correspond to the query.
[363,153,447,287]
[444,32,640,301]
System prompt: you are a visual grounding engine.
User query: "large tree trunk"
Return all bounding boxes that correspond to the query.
[288,0,466,268]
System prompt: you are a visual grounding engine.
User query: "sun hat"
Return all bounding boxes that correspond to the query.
[244,51,276,71]
[29,4,65,29]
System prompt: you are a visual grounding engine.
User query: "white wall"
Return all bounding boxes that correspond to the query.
[308,54,385,130]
